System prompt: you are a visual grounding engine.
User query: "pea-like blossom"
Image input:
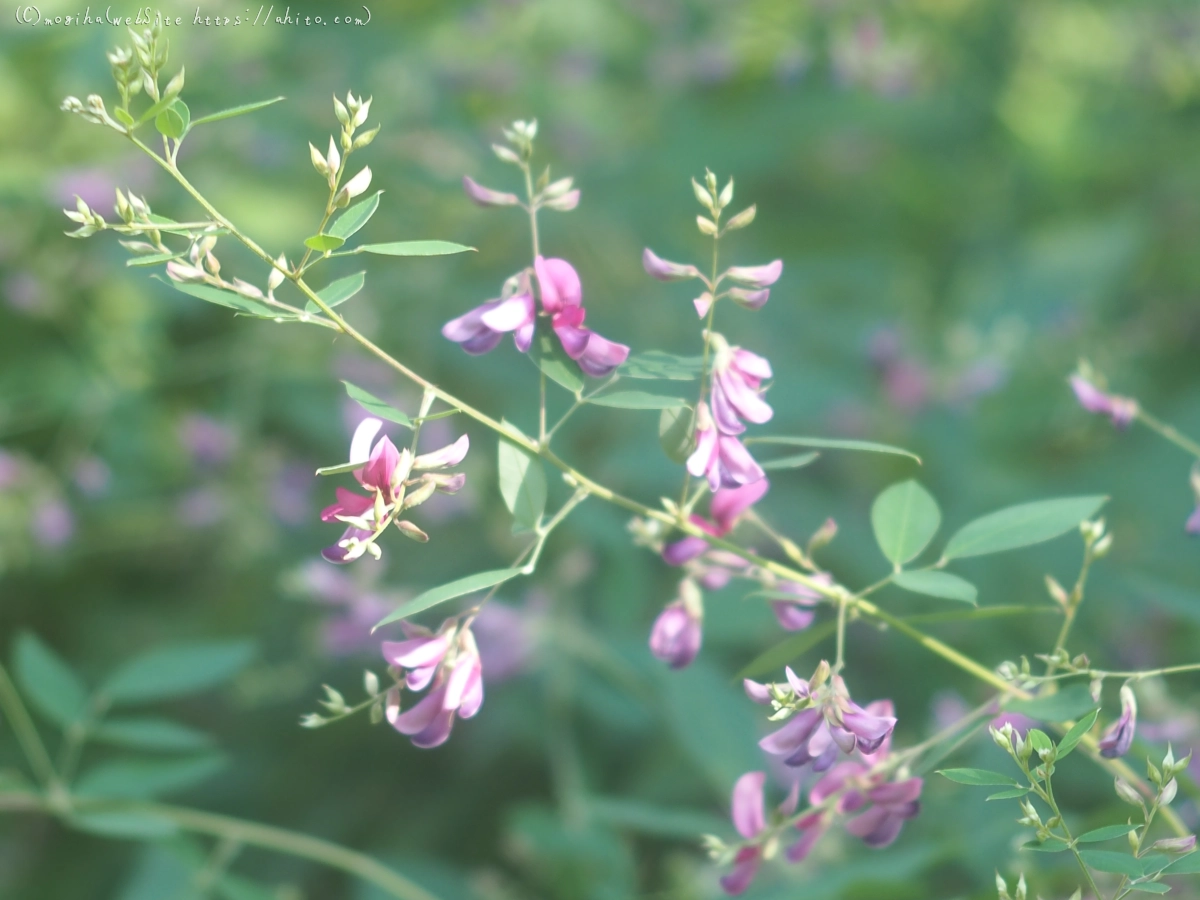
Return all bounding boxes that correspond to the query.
[535,256,630,377]
[770,577,829,632]
[383,621,483,749]
[710,335,773,435]
[649,579,703,669]
[662,479,769,567]
[719,771,799,896]
[442,290,537,355]
[1099,684,1138,759]
[1070,374,1138,429]
[687,402,765,491]
[722,260,783,289]
[642,247,701,281]
[462,175,520,207]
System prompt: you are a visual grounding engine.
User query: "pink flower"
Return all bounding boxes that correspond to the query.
[686,403,765,491]
[384,623,484,749]
[442,292,536,355]
[536,256,630,378]
[723,260,782,289]
[462,175,520,207]
[1070,374,1137,429]
[719,771,800,895]
[727,287,770,310]
[649,581,703,669]
[711,341,773,435]
[662,479,769,567]
[1099,685,1137,759]
[770,578,827,632]
[642,247,701,281]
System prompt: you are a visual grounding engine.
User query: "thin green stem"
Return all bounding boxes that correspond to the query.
[1136,408,1200,460]
[834,597,848,673]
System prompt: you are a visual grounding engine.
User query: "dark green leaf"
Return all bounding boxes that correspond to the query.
[70,811,178,840]
[342,381,412,427]
[373,568,524,630]
[892,570,978,605]
[13,631,88,727]
[302,233,346,253]
[760,451,819,471]
[354,240,474,256]
[1008,685,1098,723]
[190,96,284,126]
[92,718,215,753]
[937,768,1021,786]
[619,352,704,381]
[328,191,382,240]
[101,640,255,705]
[1079,849,1151,876]
[658,406,694,464]
[745,436,921,464]
[1057,708,1100,758]
[1076,824,1138,843]
[1161,852,1200,875]
[942,495,1108,560]
[305,271,364,313]
[872,480,941,566]
[75,754,226,799]
[498,440,546,531]
[587,391,686,410]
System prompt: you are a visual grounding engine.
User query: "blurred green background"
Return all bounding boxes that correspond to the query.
[3,0,1200,897]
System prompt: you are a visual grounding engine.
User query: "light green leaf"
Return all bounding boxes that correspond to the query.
[303,233,346,253]
[1057,708,1100,758]
[13,631,88,727]
[70,811,179,840]
[354,240,474,257]
[1128,884,1171,894]
[1021,840,1070,853]
[530,321,584,393]
[658,405,694,464]
[498,440,546,532]
[892,570,977,605]
[373,568,525,630]
[587,391,686,410]
[1077,824,1138,843]
[760,451,820,471]
[937,768,1021,786]
[986,787,1030,800]
[342,381,412,427]
[328,191,382,240]
[1079,849,1152,876]
[305,271,364,313]
[942,495,1108,560]
[1008,685,1098,723]
[190,96,284,127]
[92,718,215,753]
[746,435,921,464]
[1027,728,1054,752]
[75,754,226,799]
[155,276,278,318]
[101,640,255,705]
[619,352,704,381]
[154,100,189,140]
[871,480,941,566]
[125,251,184,267]
[1162,852,1200,875]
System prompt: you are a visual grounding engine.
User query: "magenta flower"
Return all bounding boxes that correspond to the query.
[711,338,773,435]
[770,578,826,632]
[442,291,536,355]
[727,287,770,310]
[642,247,701,281]
[1100,685,1137,759]
[535,256,630,378]
[723,260,783,289]
[383,623,483,749]
[462,175,520,207]
[1070,374,1138,429]
[649,580,703,669]
[843,778,923,847]
[662,479,769,566]
[687,402,765,491]
[719,771,799,896]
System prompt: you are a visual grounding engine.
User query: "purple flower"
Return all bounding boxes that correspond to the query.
[843,777,923,847]
[462,175,520,207]
[661,479,769,567]
[722,260,783,289]
[384,623,483,749]
[711,340,773,435]
[178,414,236,468]
[32,500,74,547]
[442,292,536,355]
[1070,374,1138,429]
[770,576,830,632]
[686,402,765,491]
[719,771,799,896]
[536,257,630,378]
[649,581,703,669]
[727,287,770,310]
[642,247,701,281]
[1100,685,1137,759]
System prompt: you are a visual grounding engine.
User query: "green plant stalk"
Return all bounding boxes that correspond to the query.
[1038,773,1105,900]
[1136,407,1200,460]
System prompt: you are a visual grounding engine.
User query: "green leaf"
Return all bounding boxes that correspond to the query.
[303,233,346,253]
[658,405,694,464]
[101,640,255,705]
[215,874,282,900]
[942,495,1108,560]
[937,768,1021,786]
[587,391,686,410]
[354,240,474,257]
[760,451,820,471]
[1128,884,1171,894]
[328,191,382,240]
[1079,849,1151,876]
[1057,708,1100,758]
[530,321,584,393]
[892,570,978,605]
[373,568,524,630]
[588,796,727,839]
[498,440,546,532]
[1027,728,1054,753]
[154,100,189,140]
[986,787,1030,800]
[1021,840,1070,853]
[737,620,837,679]
[1008,684,1098,723]
[125,251,185,267]
[1161,852,1200,875]
[70,811,178,840]
[1077,824,1139,843]
[619,352,704,381]
[13,631,88,727]
[341,381,413,427]
[135,93,179,127]
[305,271,364,313]
[190,96,285,127]
[92,718,215,753]
[156,276,278,318]
[871,480,941,566]
[75,754,225,799]
[745,436,921,464]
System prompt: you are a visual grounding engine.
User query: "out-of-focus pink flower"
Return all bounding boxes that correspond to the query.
[384,622,484,749]
[687,403,765,492]
[0,451,20,489]
[177,487,227,528]
[649,580,703,669]
[271,463,311,526]
[1188,466,1200,536]
[1070,374,1138,429]
[662,479,769,567]
[711,340,773,435]
[770,577,830,632]
[462,175,520,207]
[32,500,74,547]
[642,248,700,281]
[178,415,237,468]
[473,598,541,681]
[723,260,783,289]
[72,456,111,497]
[1100,685,1138,759]
[719,771,800,896]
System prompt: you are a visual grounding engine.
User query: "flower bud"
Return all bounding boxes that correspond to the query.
[401,478,438,511]
[166,260,206,283]
[334,95,350,127]
[369,700,384,724]
[326,136,341,177]
[1014,874,1026,900]
[995,873,1010,900]
[692,177,715,211]
[363,669,380,696]
[395,520,429,542]
[462,176,520,207]
[642,248,700,282]
[492,143,521,165]
[268,255,287,292]
[1045,575,1069,608]
[310,142,330,177]
[1161,778,1178,805]
[354,96,372,127]
[718,177,733,209]
[1151,834,1196,854]
[697,215,718,236]
[341,166,372,200]
[1089,677,1103,702]
[299,713,327,728]
[542,190,580,211]
[728,287,770,310]
[232,278,264,299]
[724,206,758,233]
[352,126,380,149]
[724,260,784,288]
[542,177,575,199]
[164,66,185,98]
[61,96,84,113]
[1115,777,1144,807]
[1092,532,1113,557]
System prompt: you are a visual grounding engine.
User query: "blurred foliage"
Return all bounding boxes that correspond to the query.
[2,0,1200,897]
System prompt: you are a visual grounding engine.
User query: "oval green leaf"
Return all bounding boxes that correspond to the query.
[156,276,278,318]
[328,191,382,240]
[1079,849,1151,877]
[619,352,704,381]
[1008,684,1098,723]
[305,271,364,313]
[190,96,285,127]
[75,754,226,799]
[892,570,978,605]
[93,718,215,752]
[498,440,546,532]
[356,240,474,256]
[70,811,179,840]
[1056,708,1100,758]
[373,568,524,630]
[303,233,347,253]
[13,631,88,727]
[937,768,1021,786]
[871,480,941,566]
[588,391,686,410]
[942,495,1108,561]
[746,436,921,464]
[659,406,694,464]
[342,381,413,427]
[101,640,255,705]
[1077,824,1138,843]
